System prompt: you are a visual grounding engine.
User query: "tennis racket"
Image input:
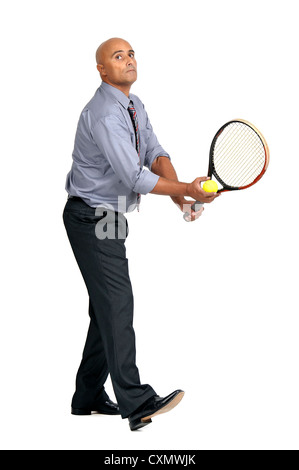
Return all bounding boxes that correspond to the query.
[183,119,270,221]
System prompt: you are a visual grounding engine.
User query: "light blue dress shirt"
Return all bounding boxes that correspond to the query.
[65,82,170,212]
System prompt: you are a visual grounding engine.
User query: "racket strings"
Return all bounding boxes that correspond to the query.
[215,125,265,185]
[217,135,263,184]
[213,123,265,188]
[215,125,264,174]
[217,126,264,171]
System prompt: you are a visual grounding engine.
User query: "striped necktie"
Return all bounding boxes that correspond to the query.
[128,101,141,210]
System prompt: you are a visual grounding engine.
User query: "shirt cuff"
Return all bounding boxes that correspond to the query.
[133,169,160,195]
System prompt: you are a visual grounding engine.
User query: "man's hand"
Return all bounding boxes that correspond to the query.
[186,177,220,204]
[173,197,204,222]
[150,157,220,221]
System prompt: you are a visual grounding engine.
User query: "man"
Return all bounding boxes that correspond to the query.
[63,38,219,431]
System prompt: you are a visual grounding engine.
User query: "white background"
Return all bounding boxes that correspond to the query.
[0,0,298,450]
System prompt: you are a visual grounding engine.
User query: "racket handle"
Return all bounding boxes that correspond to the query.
[183,201,204,222]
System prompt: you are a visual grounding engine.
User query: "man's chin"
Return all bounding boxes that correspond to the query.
[127,73,137,84]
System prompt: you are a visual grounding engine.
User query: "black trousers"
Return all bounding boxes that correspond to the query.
[63,197,156,418]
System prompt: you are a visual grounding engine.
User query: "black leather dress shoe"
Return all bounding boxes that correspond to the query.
[71,398,120,416]
[128,389,184,431]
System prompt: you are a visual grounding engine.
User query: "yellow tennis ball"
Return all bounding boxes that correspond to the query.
[202,180,218,192]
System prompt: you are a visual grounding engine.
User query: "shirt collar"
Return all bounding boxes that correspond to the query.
[100,81,131,109]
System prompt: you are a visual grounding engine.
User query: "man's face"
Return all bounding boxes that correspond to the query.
[98,39,137,88]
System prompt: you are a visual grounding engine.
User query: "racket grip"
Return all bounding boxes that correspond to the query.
[183,201,204,222]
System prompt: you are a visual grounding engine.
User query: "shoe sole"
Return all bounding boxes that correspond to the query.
[141,391,185,423]
[130,418,152,431]
[71,408,120,416]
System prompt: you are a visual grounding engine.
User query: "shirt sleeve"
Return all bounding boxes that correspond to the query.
[143,109,171,170]
[91,114,159,195]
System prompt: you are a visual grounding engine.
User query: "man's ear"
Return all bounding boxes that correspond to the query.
[97,64,106,77]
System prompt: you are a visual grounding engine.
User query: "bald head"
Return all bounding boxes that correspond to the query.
[96,38,132,65]
[95,39,109,65]
[95,38,137,96]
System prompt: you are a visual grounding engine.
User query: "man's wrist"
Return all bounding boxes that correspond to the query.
[171,195,185,205]
[150,178,189,197]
